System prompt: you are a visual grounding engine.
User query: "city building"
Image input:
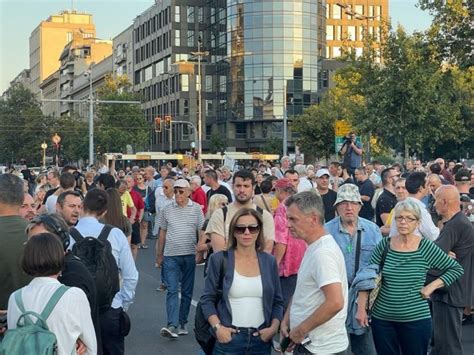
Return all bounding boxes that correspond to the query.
[113,25,134,82]
[325,0,389,59]
[29,10,96,95]
[39,70,61,117]
[57,31,112,116]
[1,69,32,99]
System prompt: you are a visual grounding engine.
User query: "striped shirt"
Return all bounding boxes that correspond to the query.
[159,199,204,257]
[370,237,463,322]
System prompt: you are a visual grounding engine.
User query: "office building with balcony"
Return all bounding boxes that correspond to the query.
[58,31,112,116]
[113,25,134,82]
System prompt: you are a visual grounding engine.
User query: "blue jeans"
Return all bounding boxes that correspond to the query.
[371,317,432,355]
[350,330,376,355]
[213,328,271,355]
[163,254,196,327]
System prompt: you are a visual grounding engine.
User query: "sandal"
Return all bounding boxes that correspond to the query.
[140,244,149,249]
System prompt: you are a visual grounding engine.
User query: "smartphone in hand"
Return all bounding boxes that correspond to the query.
[280,336,293,352]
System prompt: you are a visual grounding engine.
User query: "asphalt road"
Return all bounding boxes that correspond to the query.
[125,245,474,355]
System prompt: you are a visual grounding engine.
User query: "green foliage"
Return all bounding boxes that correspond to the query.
[336,26,470,159]
[95,76,149,154]
[292,99,336,161]
[262,136,283,155]
[418,0,473,68]
[49,114,89,163]
[208,132,226,154]
[0,85,49,165]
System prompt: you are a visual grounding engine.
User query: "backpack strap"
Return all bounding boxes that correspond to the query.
[69,227,83,243]
[256,205,264,216]
[98,225,114,242]
[260,195,271,213]
[14,290,26,314]
[40,286,69,321]
[353,230,362,280]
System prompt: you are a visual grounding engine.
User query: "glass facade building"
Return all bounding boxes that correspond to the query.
[209,0,325,150]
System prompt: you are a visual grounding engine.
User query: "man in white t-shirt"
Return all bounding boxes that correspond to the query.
[282,191,349,354]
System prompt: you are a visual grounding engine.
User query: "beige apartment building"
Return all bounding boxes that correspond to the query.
[29,10,96,94]
[325,0,389,59]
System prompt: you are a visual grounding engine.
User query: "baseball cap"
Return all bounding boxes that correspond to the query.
[454,168,470,182]
[316,168,330,178]
[174,179,190,189]
[274,178,294,189]
[334,183,363,206]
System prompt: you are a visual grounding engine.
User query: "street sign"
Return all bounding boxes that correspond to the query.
[335,120,351,136]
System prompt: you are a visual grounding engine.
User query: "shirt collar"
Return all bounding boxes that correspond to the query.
[337,216,364,234]
[172,199,193,207]
[30,277,60,285]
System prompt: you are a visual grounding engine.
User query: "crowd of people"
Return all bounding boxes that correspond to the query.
[0,151,473,355]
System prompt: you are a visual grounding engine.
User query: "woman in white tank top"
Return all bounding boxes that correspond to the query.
[202,207,284,355]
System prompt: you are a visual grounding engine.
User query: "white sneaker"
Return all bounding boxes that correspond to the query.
[178,325,189,335]
[160,326,178,339]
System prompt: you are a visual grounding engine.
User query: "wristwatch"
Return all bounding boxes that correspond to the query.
[212,323,221,331]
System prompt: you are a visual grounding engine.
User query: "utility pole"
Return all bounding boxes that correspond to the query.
[191,37,209,160]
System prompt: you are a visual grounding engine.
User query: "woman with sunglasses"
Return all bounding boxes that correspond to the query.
[367,200,463,355]
[200,208,284,354]
[133,174,151,249]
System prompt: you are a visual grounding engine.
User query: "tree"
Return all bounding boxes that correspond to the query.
[208,132,226,154]
[418,0,473,68]
[262,136,283,155]
[338,27,467,159]
[292,98,337,162]
[0,84,50,165]
[49,114,89,163]
[95,76,149,153]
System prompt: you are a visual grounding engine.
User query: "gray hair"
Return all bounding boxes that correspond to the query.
[0,174,24,206]
[393,200,422,220]
[284,191,325,225]
[190,175,202,186]
[281,155,290,163]
[294,164,307,177]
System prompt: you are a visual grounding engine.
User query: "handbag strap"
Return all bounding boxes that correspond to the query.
[260,195,271,213]
[379,237,390,272]
[353,230,362,279]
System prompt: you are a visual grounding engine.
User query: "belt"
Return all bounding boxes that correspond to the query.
[233,326,259,333]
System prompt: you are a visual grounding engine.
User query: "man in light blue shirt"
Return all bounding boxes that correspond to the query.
[70,189,138,355]
[325,184,382,355]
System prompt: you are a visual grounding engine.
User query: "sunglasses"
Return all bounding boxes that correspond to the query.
[173,188,186,195]
[234,224,260,235]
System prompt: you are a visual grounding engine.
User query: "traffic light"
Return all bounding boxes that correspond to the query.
[164,115,172,130]
[154,116,161,132]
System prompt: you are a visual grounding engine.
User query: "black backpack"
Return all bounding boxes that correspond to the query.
[70,225,120,311]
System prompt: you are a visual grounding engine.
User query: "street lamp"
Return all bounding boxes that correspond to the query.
[191,37,209,160]
[40,142,47,169]
[51,133,61,167]
[84,63,95,167]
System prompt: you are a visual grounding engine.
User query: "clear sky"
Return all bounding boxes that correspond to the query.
[0,0,432,93]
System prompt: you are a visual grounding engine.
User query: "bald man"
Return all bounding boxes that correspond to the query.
[427,174,443,227]
[429,185,474,355]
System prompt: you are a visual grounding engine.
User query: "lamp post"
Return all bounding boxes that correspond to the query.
[41,142,47,169]
[84,63,95,167]
[52,133,61,167]
[191,37,209,160]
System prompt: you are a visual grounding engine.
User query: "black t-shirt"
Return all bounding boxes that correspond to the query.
[321,189,337,222]
[375,189,397,227]
[430,212,474,306]
[207,184,233,203]
[358,179,375,221]
[59,252,101,352]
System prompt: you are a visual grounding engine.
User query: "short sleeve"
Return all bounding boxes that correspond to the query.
[313,248,344,287]
[159,205,168,231]
[205,208,225,237]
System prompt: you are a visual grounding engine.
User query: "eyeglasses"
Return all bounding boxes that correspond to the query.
[183,171,189,174]
[395,216,418,223]
[173,188,186,195]
[234,224,260,235]
[220,202,228,207]
[338,201,359,208]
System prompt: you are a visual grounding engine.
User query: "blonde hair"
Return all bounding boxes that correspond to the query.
[206,194,228,219]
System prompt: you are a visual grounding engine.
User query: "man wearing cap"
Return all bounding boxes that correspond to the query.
[325,184,382,355]
[455,168,474,200]
[156,178,205,339]
[315,168,337,222]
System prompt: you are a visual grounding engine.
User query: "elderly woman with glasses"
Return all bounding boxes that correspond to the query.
[200,208,284,354]
[368,200,463,355]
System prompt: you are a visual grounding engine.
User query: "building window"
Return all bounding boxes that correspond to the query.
[187,6,194,23]
[175,30,180,46]
[181,74,189,92]
[198,7,204,23]
[355,5,364,16]
[183,99,189,114]
[219,76,226,92]
[326,5,330,19]
[205,100,213,115]
[335,25,342,40]
[175,5,180,22]
[333,47,341,57]
[326,25,334,40]
[205,75,212,92]
[187,30,195,47]
[368,5,374,17]
[332,4,341,19]
[347,26,356,40]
